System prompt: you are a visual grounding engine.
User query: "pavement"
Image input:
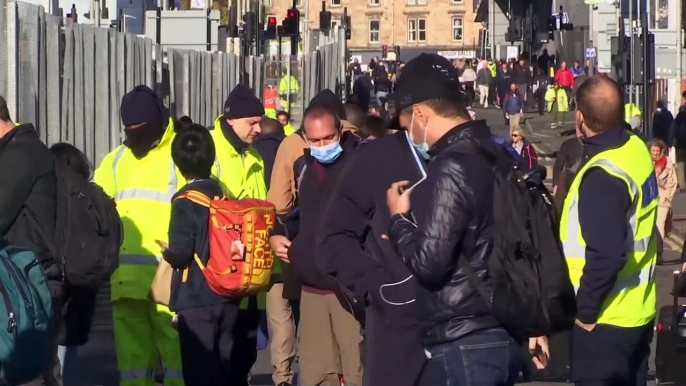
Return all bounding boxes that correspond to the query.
[62,105,686,386]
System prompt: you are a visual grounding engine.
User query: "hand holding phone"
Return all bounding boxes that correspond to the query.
[155,239,169,250]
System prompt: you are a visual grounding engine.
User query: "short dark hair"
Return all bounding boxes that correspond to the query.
[649,139,666,152]
[362,115,388,138]
[171,124,216,180]
[50,143,92,180]
[682,91,686,99]
[576,75,624,134]
[402,94,471,121]
[0,96,12,122]
[343,103,366,129]
[260,117,284,135]
[178,116,193,124]
[303,106,341,131]
[276,110,290,121]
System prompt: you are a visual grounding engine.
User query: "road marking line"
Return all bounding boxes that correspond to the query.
[668,232,684,251]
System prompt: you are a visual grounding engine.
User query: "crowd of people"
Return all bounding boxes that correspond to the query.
[0,51,675,386]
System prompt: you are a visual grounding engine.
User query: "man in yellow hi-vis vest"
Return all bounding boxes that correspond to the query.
[94,86,184,386]
[561,76,657,385]
[276,110,296,136]
[279,70,299,114]
[210,84,269,386]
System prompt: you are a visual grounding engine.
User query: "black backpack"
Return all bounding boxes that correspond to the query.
[50,165,123,290]
[455,141,577,339]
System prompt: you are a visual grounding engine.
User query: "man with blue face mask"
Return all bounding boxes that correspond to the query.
[269,106,364,386]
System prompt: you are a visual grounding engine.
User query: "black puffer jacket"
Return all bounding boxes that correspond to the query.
[0,124,59,284]
[388,120,501,348]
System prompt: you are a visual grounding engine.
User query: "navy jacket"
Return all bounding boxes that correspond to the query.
[164,179,232,311]
[254,132,285,190]
[503,91,525,115]
[575,127,634,324]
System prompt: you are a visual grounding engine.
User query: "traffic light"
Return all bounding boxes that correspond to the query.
[344,15,351,39]
[228,5,238,37]
[381,45,388,59]
[243,11,257,42]
[394,45,400,58]
[283,8,300,36]
[265,15,277,40]
[320,10,332,31]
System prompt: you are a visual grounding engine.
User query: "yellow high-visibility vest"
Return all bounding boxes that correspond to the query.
[625,103,641,123]
[94,118,182,301]
[212,116,270,309]
[560,133,658,327]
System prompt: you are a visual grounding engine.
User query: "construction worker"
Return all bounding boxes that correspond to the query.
[625,101,641,124]
[545,81,569,135]
[279,69,299,114]
[210,84,269,386]
[561,75,657,385]
[94,85,184,386]
[276,110,296,136]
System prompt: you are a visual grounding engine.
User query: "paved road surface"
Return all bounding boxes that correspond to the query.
[63,107,683,386]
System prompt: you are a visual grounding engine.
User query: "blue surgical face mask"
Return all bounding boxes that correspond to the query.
[309,140,343,164]
[409,112,430,160]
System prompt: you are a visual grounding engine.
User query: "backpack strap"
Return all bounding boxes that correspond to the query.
[175,190,213,208]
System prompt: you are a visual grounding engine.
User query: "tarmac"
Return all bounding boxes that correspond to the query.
[61,106,685,386]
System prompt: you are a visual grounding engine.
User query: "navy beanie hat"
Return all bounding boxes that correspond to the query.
[224,84,265,119]
[120,85,166,127]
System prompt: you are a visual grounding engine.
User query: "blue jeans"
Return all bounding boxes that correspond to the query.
[425,328,519,386]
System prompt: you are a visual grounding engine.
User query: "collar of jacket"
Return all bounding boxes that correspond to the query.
[304,130,359,165]
[219,117,249,154]
[581,126,630,159]
[0,123,39,150]
[429,119,492,156]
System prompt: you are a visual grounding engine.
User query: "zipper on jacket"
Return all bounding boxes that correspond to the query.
[24,260,42,314]
[0,281,17,336]
[0,257,34,319]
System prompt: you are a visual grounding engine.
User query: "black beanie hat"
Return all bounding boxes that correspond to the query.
[307,89,346,120]
[224,84,265,119]
[120,85,166,127]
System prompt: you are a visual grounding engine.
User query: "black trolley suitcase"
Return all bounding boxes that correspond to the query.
[655,271,686,385]
[522,330,573,383]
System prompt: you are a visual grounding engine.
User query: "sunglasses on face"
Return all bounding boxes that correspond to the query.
[512,134,520,138]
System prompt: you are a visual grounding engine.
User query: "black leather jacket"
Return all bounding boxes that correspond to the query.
[388,120,501,348]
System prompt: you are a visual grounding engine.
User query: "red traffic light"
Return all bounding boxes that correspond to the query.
[268,16,277,25]
[288,10,296,17]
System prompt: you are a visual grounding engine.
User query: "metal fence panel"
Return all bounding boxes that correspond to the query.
[94,28,110,163]
[0,0,7,99]
[16,2,41,127]
[45,15,61,145]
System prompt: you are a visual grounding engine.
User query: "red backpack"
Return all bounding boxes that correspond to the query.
[175,190,276,298]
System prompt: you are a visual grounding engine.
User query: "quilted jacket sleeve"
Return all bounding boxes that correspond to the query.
[388,154,472,290]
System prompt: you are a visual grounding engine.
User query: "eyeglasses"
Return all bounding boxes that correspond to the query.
[511,134,520,138]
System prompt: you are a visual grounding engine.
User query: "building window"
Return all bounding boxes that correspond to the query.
[331,19,339,29]
[330,0,341,6]
[369,0,380,5]
[407,0,427,5]
[452,17,463,41]
[649,0,668,29]
[295,0,303,6]
[369,19,380,43]
[451,0,463,3]
[407,18,427,42]
[264,0,272,5]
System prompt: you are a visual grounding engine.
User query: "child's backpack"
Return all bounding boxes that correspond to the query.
[0,241,53,385]
[175,191,276,298]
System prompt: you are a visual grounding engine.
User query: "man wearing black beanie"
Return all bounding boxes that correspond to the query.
[93,85,185,386]
[209,83,269,386]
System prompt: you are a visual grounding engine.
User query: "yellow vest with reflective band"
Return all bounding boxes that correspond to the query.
[94,119,182,301]
[211,116,269,309]
[265,108,277,119]
[560,133,658,328]
[624,103,641,123]
[279,76,299,99]
[284,122,296,136]
[487,63,496,77]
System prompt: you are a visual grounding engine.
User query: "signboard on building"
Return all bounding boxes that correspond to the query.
[585,48,596,58]
[506,46,519,60]
[438,50,476,60]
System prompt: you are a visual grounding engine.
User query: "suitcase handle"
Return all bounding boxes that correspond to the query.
[673,271,681,332]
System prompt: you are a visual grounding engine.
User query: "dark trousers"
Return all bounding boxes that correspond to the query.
[177,301,239,386]
[536,89,546,115]
[20,295,63,386]
[425,328,520,386]
[362,305,429,386]
[227,299,261,386]
[489,80,497,104]
[572,322,653,386]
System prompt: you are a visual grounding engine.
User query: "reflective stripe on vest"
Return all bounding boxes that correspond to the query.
[112,145,177,266]
[112,146,178,203]
[560,135,658,327]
